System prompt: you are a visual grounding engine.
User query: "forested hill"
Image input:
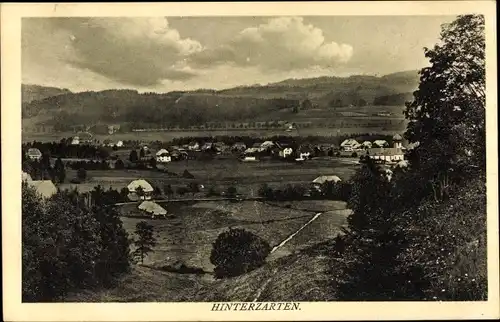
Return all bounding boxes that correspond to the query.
[22,84,72,103]
[21,70,419,130]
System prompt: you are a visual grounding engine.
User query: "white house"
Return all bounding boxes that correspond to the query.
[279,147,294,158]
[361,141,372,149]
[373,140,389,148]
[244,147,259,154]
[155,149,171,163]
[71,136,80,145]
[366,148,404,162]
[127,179,154,201]
[340,139,359,151]
[26,148,42,161]
[115,140,124,148]
[260,141,275,150]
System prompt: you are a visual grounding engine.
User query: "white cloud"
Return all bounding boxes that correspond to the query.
[190,17,353,71]
[57,17,203,86]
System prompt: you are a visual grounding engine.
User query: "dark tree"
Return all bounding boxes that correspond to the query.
[210,228,271,278]
[132,221,156,264]
[129,150,138,163]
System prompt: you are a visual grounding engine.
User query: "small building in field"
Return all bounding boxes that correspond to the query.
[138,201,167,219]
[26,180,58,199]
[296,145,314,160]
[127,179,154,201]
[115,140,124,148]
[26,148,42,161]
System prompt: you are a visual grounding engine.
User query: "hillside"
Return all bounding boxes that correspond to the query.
[22,84,72,103]
[64,239,339,302]
[21,70,419,132]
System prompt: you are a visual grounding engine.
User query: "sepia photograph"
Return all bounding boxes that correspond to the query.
[2,1,498,321]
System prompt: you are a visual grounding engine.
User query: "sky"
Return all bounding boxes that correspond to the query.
[22,15,456,93]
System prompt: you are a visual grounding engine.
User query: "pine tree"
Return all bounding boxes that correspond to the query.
[132,221,156,264]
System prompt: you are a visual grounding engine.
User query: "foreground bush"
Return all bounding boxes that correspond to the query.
[210,228,271,278]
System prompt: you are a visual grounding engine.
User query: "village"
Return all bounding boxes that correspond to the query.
[22,132,411,220]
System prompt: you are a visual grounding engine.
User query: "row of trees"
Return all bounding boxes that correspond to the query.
[258,181,352,202]
[330,15,487,301]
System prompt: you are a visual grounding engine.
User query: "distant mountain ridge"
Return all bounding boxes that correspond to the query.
[21,70,419,131]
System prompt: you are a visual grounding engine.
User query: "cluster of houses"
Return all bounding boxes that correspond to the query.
[340,134,408,163]
[147,139,318,164]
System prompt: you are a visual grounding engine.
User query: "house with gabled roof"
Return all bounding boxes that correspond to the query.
[26,148,42,161]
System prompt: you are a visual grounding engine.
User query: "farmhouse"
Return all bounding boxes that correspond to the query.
[127,179,154,201]
[155,149,171,163]
[260,141,275,150]
[26,179,58,199]
[188,141,200,150]
[26,148,42,161]
[361,141,372,149]
[138,201,167,219]
[373,140,389,148]
[340,139,359,151]
[115,140,124,148]
[311,175,342,191]
[201,142,213,151]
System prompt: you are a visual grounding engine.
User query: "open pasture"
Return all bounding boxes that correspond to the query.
[120,200,323,272]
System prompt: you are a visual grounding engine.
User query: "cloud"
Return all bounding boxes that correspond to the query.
[190,17,353,71]
[54,17,202,86]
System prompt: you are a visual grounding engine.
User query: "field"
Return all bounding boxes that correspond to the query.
[59,156,359,196]
[64,199,349,302]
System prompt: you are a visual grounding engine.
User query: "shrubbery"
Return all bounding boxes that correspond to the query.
[210,228,271,278]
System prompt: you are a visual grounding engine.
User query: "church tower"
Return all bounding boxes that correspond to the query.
[393,133,403,149]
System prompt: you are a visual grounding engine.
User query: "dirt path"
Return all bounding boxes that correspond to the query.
[270,212,323,254]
